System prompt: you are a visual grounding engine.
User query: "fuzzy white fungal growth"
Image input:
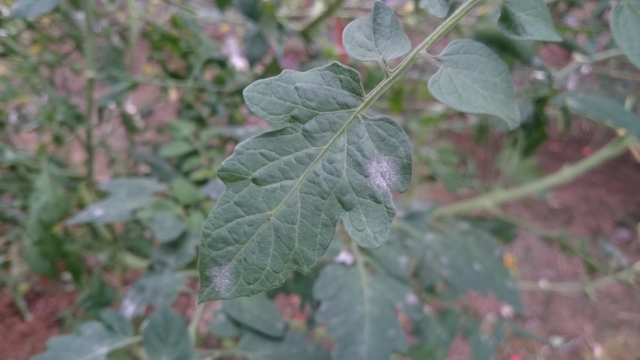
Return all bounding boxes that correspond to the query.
[365,157,398,190]
[208,266,234,295]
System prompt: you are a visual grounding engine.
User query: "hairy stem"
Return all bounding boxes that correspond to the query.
[188,303,207,345]
[82,0,97,182]
[433,135,636,217]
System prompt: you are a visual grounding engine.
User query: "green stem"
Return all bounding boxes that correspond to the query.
[433,135,636,217]
[126,0,141,73]
[188,303,207,345]
[299,0,346,39]
[553,48,625,85]
[82,0,97,182]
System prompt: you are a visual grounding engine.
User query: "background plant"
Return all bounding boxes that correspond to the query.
[0,0,639,359]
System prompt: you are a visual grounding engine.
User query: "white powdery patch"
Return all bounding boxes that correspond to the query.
[365,157,399,191]
[208,266,234,295]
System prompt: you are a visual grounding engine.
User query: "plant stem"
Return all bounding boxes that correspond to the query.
[82,0,97,182]
[553,48,625,85]
[126,0,141,73]
[433,135,636,217]
[188,303,206,346]
[299,0,346,39]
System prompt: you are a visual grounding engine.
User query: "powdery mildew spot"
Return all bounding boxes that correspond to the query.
[365,157,398,191]
[208,265,234,295]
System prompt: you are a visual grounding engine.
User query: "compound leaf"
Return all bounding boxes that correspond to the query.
[611,0,640,69]
[32,322,129,360]
[238,331,331,360]
[422,0,450,19]
[559,93,640,137]
[428,39,520,129]
[313,263,409,360]
[222,293,286,338]
[343,1,411,63]
[9,0,62,19]
[199,63,412,301]
[498,0,562,42]
[66,178,166,225]
[143,307,194,360]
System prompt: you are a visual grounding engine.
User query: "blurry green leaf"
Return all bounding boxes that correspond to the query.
[199,63,412,301]
[217,125,270,141]
[186,211,206,232]
[314,264,409,360]
[200,178,226,200]
[120,271,185,319]
[216,0,233,11]
[151,232,199,270]
[342,1,411,63]
[172,178,205,205]
[429,40,520,129]
[131,151,180,183]
[245,27,270,67]
[160,141,195,158]
[611,0,640,69]
[498,0,562,42]
[150,213,187,243]
[560,93,640,137]
[29,169,70,230]
[81,273,117,313]
[168,121,197,139]
[8,0,62,19]
[99,82,137,107]
[98,309,134,337]
[223,293,286,338]
[410,310,460,360]
[239,331,331,360]
[463,217,517,244]
[32,322,128,360]
[466,320,505,360]
[208,311,241,337]
[143,307,194,360]
[422,0,450,19]
[67,178,166,225]
[234,0,261,21]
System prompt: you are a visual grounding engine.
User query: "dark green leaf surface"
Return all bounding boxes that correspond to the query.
[222,293,286,338]
[199,63,412,301]
[560,93,640,137]
[313,264,410,360]
[611,0,640,69]
[422,0,450,19]
[342,1,411,63]
[151,232,199,269]
[120,271,185,319]
[66,178,166,225]
[238,331,331,360]
[9,0,62,19]
[498,0,562,42]
[143,307,194,360]
[208,311,241,337]
[32,322,128,360]
[428,40,520,129]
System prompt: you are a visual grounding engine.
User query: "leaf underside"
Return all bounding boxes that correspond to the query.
[198,62,412,301]
[422,0,450,19]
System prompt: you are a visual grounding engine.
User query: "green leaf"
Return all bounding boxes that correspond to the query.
[67,178,166,225]
[32,322,128,360]
[313,264,409,360]
[199,62,412,301]
[8,0,62,19]
[342,1,411,63]
[245,27,270,67]
[223,293,286,338]
[130,150,180,183]
[498,0,562,42]
[560,93,640,137]
[172,178,206,205]
[410,310,460,360]
[81,273,117,313]
[422,0,450,19]
[239,331,331,360]
[120,271,185,319]
[98,309,134,337]
[168,121,197,139]
[208,311,241,337]
[393,213,524,313]
[150,213,187,243]
[611,0,640,69]
[428,39,520,129]
[143,307,194,360]
[465,320,505,360]
[160,141,195,158]
[151,232,199,270]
